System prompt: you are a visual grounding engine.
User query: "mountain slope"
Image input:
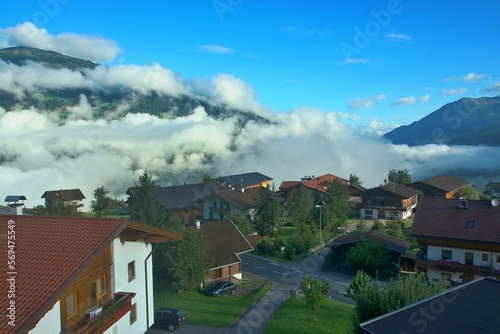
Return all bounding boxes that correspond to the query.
[0,46,100,70]
[383,96,500,146]
[0,47,270,125]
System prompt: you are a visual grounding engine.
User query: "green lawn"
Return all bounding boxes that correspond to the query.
[265,298,357,334]
[154,282,270,327]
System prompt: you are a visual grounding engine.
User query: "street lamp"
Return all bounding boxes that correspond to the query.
[315,201,324,245]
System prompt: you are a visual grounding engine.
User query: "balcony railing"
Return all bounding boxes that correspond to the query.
[415,259,498,276]
[61,292,135,334]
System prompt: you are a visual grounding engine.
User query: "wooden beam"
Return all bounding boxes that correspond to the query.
[120,230,149,242]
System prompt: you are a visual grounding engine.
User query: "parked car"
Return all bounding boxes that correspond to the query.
[206,281,236,296]
[152,308,186,332]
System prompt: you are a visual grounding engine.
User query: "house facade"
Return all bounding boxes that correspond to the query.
[485,181,500,198]
[203,187,261,220]
[411,197,500,286]
[408,174,470,199]
[41,188,86,210]
[359,183,421,220]
[0,215,181,334]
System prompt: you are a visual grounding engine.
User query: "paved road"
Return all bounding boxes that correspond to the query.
[241,249,355,305]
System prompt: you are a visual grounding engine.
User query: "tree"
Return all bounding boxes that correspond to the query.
[202,173,213,183]
[322,179,350,231]
[387,169,412,185]
[455,184,480,199]
[158,228,211,291]
[287,186,314,227]
[229,212,255,236]
[345,270,371,302]
[354,220,369,233]
[91,186,112,217]
[347,238,392,276]
[349,174,363,186]
[385,220,405,239]
[301,275,332,321]
[129,171,168,227]
[354,273,447,323]
[253,186,282,237]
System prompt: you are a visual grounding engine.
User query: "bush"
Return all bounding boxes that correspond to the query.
[257,239,275,255]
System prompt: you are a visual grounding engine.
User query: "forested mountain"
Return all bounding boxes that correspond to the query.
[384,96,500,146]
[0,46,270,125]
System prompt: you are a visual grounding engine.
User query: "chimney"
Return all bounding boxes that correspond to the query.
[5,195,27,215]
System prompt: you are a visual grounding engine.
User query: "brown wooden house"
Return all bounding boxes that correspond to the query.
[359,183,421,220]
[407,174,470,199]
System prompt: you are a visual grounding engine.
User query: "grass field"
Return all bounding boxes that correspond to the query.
[264,298,357,334]
[154,281,270,327]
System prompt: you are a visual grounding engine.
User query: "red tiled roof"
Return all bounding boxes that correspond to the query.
[411,197,500,244]
[200,220,254,269]
[0,215,182,334]
[303,174,348,193]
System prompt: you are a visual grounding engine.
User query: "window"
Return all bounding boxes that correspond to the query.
[128,261,136,282]
[65,292,78,319]
[497,255,500,263]
[441,249,452,260]
[465,252,474,265]
[130,302,137,325]
[97,276,106,298]
[482,254,489,261]
[467,220,476,229]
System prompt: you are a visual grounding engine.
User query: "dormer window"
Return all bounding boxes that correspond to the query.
[458,200,468,210]
[467,220,476,229]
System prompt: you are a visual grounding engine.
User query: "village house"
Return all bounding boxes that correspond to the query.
[411,197,500,285]
[203,187,261,220]
[199,219,254,282]
[214,172,273,191]
[358,183,421,220]
[407,174,471,198]
[41,188,86,211]
[485,181,500,198]
[0,214,182,334]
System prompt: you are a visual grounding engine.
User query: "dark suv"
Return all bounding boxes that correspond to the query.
[152,308,186,331]
[206,281,236,296]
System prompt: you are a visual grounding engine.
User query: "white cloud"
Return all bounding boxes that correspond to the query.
[441,87,468,96]
[386,33,411,41]
[444,72,488,83]
[420,94,430,102]
[337,58,374,65]
[391,96,417,107]
[199,44,234,54]
[347,94,386,110]
[0,22,120,62]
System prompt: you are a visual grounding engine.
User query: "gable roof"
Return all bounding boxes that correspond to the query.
[41,188,86,201]
[0,215,182,333]
[326,231,411,254]
[215,172,272,188]
[364,183,422,199]
[358,277,500,334]
[213,187,262,210]
[154,182,228,210]
[408,174,470,192]
[302,173,348,193]
[200,220,254,269]
[410,197,500,244]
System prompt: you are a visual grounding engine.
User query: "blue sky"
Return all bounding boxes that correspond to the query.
[1,0,500,128]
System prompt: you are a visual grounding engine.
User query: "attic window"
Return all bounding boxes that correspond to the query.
[467,220,477,229]
[458,200,468,210]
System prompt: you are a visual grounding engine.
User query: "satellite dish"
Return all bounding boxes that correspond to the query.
[492,198,499,207]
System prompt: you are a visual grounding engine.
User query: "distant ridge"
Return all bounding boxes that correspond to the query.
[0,46,100,71]
[383,96,500,146]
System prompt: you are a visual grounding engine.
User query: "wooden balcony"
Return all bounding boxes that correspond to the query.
[415,259,498,276]
[61,292,135,334]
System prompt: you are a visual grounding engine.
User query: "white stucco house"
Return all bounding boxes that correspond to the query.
[0,215,182,334]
